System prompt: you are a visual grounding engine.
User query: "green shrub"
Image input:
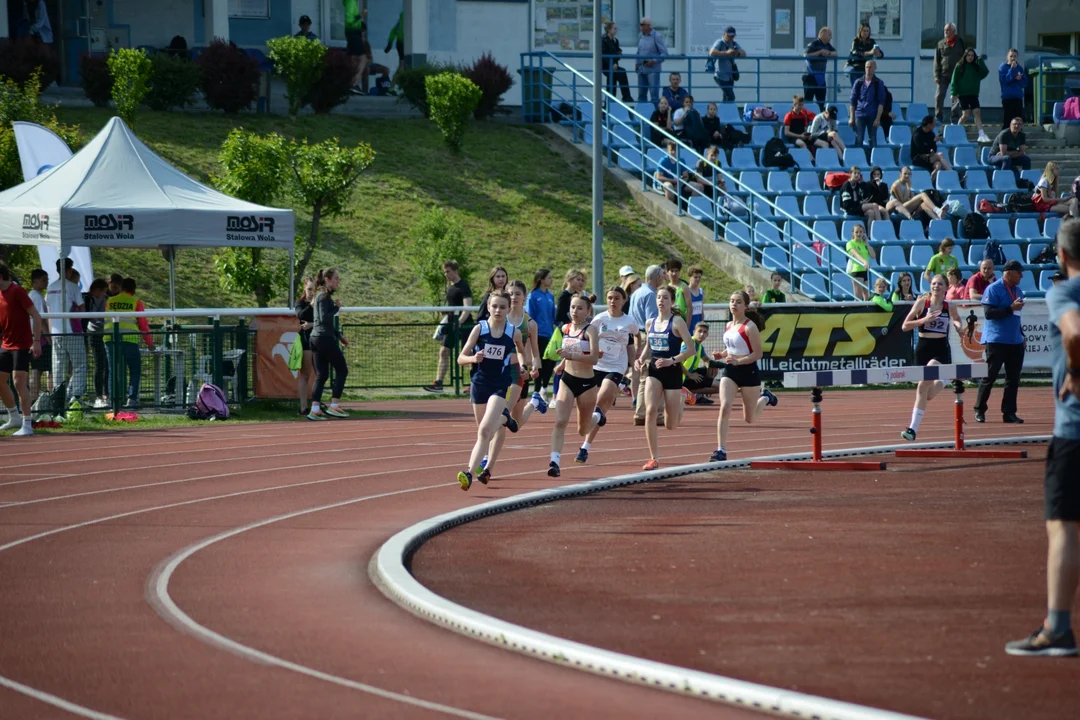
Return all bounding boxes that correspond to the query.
[425,72,481,153]
[409,208,474,306]
[107,48,152,129]
[266,35,326,117]
[463,52,514,120]
[393,61,460,118]
[144,53,201,111]
[79,54,111,107]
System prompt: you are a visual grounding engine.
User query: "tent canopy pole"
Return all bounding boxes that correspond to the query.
[288,247,295,309]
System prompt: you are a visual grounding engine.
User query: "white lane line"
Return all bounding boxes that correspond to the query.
[0,675,125,720]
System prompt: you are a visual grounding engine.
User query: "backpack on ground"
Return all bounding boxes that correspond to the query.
[762,137,796,169]
[963,212,990,240]
[1005,193,1035,213]
[824,171,850,190]
[977,198,1002,213]
[982,240,1006,266]
[189,383,230,420]
[752,106,778,121]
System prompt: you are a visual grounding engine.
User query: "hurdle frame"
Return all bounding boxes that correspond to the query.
[894,379,1028,459]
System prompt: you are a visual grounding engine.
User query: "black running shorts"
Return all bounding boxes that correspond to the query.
[1045,436,1080,521]
[0,348,31,374]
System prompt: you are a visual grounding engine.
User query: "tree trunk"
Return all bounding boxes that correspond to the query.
[250,247,270,308]
[294,201,323,283]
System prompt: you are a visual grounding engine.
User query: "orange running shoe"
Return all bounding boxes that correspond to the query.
[642,458,659,471]
[681,388,696,405]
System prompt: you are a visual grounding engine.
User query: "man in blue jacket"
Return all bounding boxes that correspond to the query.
[636,18,668,103]
[974,259,1026,423]
[848,59,886,147]
[999,48,1027,128]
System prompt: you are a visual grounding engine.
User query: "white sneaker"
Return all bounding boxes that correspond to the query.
[13,424,33,437]
[92,398,108,409]
[977,130,990,143]
[0,414,20,431]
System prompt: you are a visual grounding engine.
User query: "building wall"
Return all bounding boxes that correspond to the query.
[1026,0,1080,49]
[113,0,195,48]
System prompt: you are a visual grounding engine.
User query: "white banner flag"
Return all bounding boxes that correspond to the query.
[12,121,94,288]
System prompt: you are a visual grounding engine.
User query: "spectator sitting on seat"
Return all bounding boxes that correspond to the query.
[840,166,888,221]
[867,166,890,206]
[636,17,668,104]
[671,94,689,135]
[845,223,876,301]
[762,273,785,304]
[782,95,816,151]
[946,267,969,300]
[295,14,318,41]
[911,115,953,176]
[677,96,709,151]
[655,141,702,205]
[888,165,948,221]
[709,26,744,103]
[649,96,673,147]
[701,103,723,146]
[951,47,991,144]
[870,277,894,312]
[27,268,50,400]
[848,59,886,148]
[892,271,917,302]
[1032,161,1080,218]
[803,26,837,107]
[989,117,1032,176]
[807,104,846,162]
[661,72,688,109]
[999,48,1026,130]
[925,238,960,283]
[934,23,966,124]
[846,23,883,89]
[691,145,721,198]
[966,259,997,301]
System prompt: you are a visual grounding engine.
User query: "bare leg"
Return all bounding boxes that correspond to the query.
[1046,520,1080,616]
[297,349,313,413]
[466,397,507,474]
[739,384,769,424]
[549,381,575,461]
[486,383,523,474]
[575,385,600,436]
[643,377,664,460]
[973,108,984,135]
[716,377,737,450]
[888,199,914,219]
[584,378,619,445]
[662,388,682,430]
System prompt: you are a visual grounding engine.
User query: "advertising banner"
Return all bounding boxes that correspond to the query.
[253,315,312,399]
[947,300,1051,369]
[758,303,913,380]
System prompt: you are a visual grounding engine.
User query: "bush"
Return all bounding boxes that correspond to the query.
[304,49,358,114]
[198,39,260,114]
[464,52,514,120]
[394,61,460,118]
[266,35,326,117]
[79,54,111,107]
[144,53,201,111]
[107,48,152,129]
[0,37,60,88]
[0,72,80,191]
[425,72,481,153]
[409,208,473,307]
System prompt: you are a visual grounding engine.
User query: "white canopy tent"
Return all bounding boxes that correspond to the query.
[0,116,296,309]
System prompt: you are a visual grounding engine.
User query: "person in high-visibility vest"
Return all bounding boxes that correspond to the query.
[105,278,154,408]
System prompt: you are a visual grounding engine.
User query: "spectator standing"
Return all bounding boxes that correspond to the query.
[966,259,997,301]
[602,22,634,103]
[648,96,673,146]
[344,4,368,94]
[933,23,966,124]
[925,238,960,282]
[999,48,1027,128]
[845,223,876,301]
[27,268,50,402]
[525,268,556,397]
[989,117,1032,176]
[424,260,472,394]
[107,273,122,296]
[709,26,744,103]
[848,59,886,148]
[476,266,508,324]
[630,265,664,426]
[294,278,316,417]
[762,273,786,303]
[846,23,883,89]
[973,259,1026,424]
[950,48,991,144]
[356,27,392,94]
[46,258,85,408]
[803,27,837,107]
[84,278,109,409]
[840,166,887,222]
[807,104,846,162]
[295,14,318,40]
[307,269,349,420]
[661,72,688,109]
[636,17,668,104]
[911,115,953,175]
[556,269,587,325]
[0,261,44,437]
[892,272,917,302]
[1004,222,1080,658]
[104,277,154,409]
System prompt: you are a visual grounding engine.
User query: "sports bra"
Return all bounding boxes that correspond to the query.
[561,322,592,357]
[723,319,754,357]
[919,300,951,336]
[648,316,680,359]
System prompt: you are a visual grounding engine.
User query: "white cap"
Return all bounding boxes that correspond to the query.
[619,265,635,276]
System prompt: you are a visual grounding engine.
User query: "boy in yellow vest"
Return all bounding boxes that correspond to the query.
[105,278,154,408]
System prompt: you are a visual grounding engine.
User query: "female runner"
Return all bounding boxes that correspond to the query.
[575,286,639,464]
[307,268,350,420]
[295,277,315,416]
[709,290,777,462]
[481,279,544,480]
[635,285,696,470]
[547,292,601,478]
[900,274,962,441]
[456,291,527,491]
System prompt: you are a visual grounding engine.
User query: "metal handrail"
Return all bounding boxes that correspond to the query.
[39,306,477,320]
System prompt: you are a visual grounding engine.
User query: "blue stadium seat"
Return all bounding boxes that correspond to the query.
[793,242,823,270]
[815,152,842,170]
[617,148,643,173]
[1018,271,1038,295]
[967,244,985,265]
[973,193,999,211]
[679,147,698,166]
[635,101,656,120]
[841,220,866,241]
[905,103,928,123]
[832,273,856,300]
[898,144,912,166]
[751,125,775,146]
[687,196,717,222]
[870,147,898,170]
[789,147,815,168]
[1040,271,1056,291]
[987,218,1013,240]
[767,171,795,193]
[717,103,743,125]
[644,148,666,175]
[762,246,790,273]
[899,220,926,243]
[731,147,759,170]
[879,245,907,270]
[834,105,851,123]
[800,272,829,300]
[608,103,632,125]
[946,194,972,214]
[980,145,992,165]
[1014,218,1041,241]
[813,220,841,246]
[888,125,912,147]
[717,151,734,169]
[910,245,933,268]
[755,224,783,249]
[992,171,1018,191]
[927,219,954,243]
[1045,216,1063,239]
[1027,242,1050,264]
[943,125,974,147]
[935,170,963,193]
[837,124,856,147]
[796,171,822,193]
[726,223,752,248]
[1003,244,1024,264]
[831,194,846,216]
[910,169,933,192]
[804,195,834,219]
[963,169,991,192]
[1020,169,1043,187]
[766,195,801,221]
[789,222,811,247]
[738,171,766,194]
[608,123,637,148]
[882,170,900,188]
[953,146,979,169]
[870,220,898,243]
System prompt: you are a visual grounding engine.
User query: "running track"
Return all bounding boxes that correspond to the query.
[0,388,1055,719]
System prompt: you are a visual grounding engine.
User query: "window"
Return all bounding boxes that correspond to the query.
[921,0,945,51]
[1040,34,1074,55]
[229,0,270,19]
[769,0,832,53]
[644,0,677,52]
[955,0,978,51]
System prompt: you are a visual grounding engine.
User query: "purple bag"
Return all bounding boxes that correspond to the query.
[194,383,230,420]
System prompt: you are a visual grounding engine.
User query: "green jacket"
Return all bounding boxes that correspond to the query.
[950,58,989,98]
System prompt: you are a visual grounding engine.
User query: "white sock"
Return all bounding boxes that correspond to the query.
[910,408,925,432]
[311,402,321,413]
[592,409,602,425]
[550,451,560,464]
[530,395,540,408]
[22,415,32,426]
[717,446,726,452]
[581,441,591,451]
[330,401,340,409]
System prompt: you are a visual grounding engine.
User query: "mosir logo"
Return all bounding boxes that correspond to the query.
[84,214,134,231]
[227,216,276,233]
[22,214,49,231]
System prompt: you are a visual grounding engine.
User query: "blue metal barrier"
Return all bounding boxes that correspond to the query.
[1034,55,1080,125]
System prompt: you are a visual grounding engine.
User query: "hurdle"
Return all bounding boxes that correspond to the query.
[750,363,1020,471]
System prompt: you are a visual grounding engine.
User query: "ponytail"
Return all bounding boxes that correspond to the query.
[315,268,337,296]
[734,289,766,331]
[570,291,597,307]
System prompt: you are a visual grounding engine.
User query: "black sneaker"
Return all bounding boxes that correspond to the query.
[574,447,588,464]
[477,469,491,485]
[423,380,445,393]
[1003,414,1025,424]
[974,411,986,423]
[1005,627,1078,657]
[547,462,560,477]
[503,408,519,433]
[594,409,607,427]
[709,449,727,462]
[697,395,715,405]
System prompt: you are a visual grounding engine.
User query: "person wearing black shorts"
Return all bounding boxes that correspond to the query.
[1006,222,1080,657]
[547,294,601,477]
[0,261,45,437]
[295,277,316,416]
[900,274,962,442]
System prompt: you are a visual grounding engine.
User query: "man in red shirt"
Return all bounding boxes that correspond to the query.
[966,258,997,301]
[0,262,44,437]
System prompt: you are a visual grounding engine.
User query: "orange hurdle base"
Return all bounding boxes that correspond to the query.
[751,459,887,471]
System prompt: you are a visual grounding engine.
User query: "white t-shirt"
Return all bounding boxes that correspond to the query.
[591,311,639,373]
[46,278,82,334]
[28,288,48,339]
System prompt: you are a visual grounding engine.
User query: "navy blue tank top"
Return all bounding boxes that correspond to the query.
[474,320,516,381]
[648,316,680,359]
[919,300,951,336]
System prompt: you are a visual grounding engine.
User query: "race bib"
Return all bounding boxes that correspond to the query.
[650,335,670,353]
[483,344,506,360]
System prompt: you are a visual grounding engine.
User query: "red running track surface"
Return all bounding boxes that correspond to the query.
[0,387,1055,718]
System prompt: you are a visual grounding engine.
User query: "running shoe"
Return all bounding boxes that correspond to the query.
[479,456,488,471]
[423,380,445,393]
[477,469,491,485]
[457,470,473,491]
[642,458,659,471]
[761,388,779,407]
[682,388,696,406]
[307,409,328,421]
[901,428,916,441]
[975,411,986,423]
[502,408,519,433]
[709,449,727,462]
[0,414,19,431]
[696,395,715,405]
[325,406,349,418]
[547,461,561,477]
[298,409,308,417]
[1005,627,1078,657]
[13,424,33,437]
[531,391,549,414]
[977,129,990,143]
[575,447,588,464]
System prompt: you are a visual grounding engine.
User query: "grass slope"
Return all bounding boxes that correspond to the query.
[50,108,738,309]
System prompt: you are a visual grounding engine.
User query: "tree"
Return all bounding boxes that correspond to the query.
[285,137,375,282]
[425,72,482,153]
[107,48,152,130]
[266,36,327,118]
[213,129,289,307]
[409,208,473,306]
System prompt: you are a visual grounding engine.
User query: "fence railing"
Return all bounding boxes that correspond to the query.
[1034,54,1080,124]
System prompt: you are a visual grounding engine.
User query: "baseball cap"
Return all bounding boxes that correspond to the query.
[725,26,736,36]
[299,15,312,24]
[1051,270,1066,282]
[1003,259,1024,273]
[619,265,636,276]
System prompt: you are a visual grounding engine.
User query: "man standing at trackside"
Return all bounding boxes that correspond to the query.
[1004,221,1080,658]
[973,259,1026,424]
[46,257,85,409]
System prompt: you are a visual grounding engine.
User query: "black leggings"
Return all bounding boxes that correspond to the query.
[90,335,108,397]
[534,335,556,393]
[311,334,348,403]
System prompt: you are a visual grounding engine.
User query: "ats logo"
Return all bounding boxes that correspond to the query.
[22,214,49,231]
[84,214,134,231]
[227,216,276,233]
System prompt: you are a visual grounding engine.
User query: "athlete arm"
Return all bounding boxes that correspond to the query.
[578,324,601,366]
[26,303,43,357]
[456,325,483,366]
[527,319,540,375]
[901,297,926,331]
[1059,309,1080,401]
[949,303,963,333]
[513,328,527,371]
[635,323,653,369]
